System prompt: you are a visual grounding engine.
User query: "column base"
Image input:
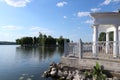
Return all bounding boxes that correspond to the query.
[113,55,119,58]
[93,53,98,58]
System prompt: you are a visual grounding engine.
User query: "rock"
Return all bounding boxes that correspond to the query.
[80,74,85,80]
[50,70,57,76]
[57,70,63,77]
[26,78,32,80]
[63,70,68,78]
[66,71,73,80]
[106,78,113,80]
[75,70,80,74]
[30,75,34,78]
[73,71,81,80]
[57,63,63,70]
[19,76,24,80]
[51,67,57,71]
[113,77,118,80]
[22,73,28,76]
[50,62,57,68]
[42,71,50,78]
[72,71,76,76]
[60,76,65,80]
[49,65,53,70]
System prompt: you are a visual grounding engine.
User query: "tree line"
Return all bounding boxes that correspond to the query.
[98,32,113,41]
[16,33,70,47]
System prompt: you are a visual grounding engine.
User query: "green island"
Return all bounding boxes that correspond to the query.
[16,32,70,47]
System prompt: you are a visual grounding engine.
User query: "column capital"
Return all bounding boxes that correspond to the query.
[91,24,99,28]
[93,24,99,27]
[113,24,119,27]
[105,32,109,33]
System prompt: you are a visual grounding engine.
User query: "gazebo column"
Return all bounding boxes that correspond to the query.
[92,25,98,57]
[113,25,119,57]
[106,32,109,54]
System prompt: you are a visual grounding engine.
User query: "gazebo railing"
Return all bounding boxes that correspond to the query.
[97,41,113,54]
[64,42,79,57]
[64,40,120,59]
[82,41,113,59]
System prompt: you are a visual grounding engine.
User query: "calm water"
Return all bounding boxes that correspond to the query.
[0,45,64,80]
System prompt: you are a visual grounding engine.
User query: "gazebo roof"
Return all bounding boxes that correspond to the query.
[90,12,120,26]
[90,12,120,33]
[90,12,120,17]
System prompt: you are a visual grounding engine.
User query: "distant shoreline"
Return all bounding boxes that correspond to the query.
[0,41,16,45]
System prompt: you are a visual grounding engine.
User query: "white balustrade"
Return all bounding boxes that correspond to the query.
[64,40,120,59]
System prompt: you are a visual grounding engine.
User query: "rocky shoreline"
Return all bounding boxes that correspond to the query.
[42,62,120,80]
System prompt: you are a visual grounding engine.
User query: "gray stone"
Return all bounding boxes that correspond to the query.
[106,78,113,80]
[113,77,118,80]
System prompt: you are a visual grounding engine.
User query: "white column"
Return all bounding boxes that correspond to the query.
[113,25,119,57]
[106,32,109,54]
[92,25,98,57]
[79,39,82,59]
[64,40,67,57]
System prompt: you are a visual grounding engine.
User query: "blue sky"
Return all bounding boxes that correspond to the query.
[0,0,120,42]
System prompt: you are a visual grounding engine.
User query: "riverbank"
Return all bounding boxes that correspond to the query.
[42,62,120,80]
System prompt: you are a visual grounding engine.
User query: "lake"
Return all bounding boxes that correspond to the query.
[0,45,64,80]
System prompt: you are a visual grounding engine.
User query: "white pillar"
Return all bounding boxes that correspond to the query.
[64,40,67,57]
[106,32,109,54]
[79,39,82,59]
[92,25,98,57]
[113,25,119,57]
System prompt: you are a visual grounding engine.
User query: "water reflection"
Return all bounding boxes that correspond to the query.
[15,46,64,80]
[0,45,64,80]
[16,46,63,63]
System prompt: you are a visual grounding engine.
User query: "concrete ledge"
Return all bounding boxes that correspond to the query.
[61,57,120,72]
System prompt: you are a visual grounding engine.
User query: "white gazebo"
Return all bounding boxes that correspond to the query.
[90,12,120,58]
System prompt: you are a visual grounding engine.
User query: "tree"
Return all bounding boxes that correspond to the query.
[16,32,70,47]
[58,36,64,46]
[33,37,37,45]
[109,32,113,41]
[45,35,56,46]
[20,37,33,46]
[16,39,21,44]
[57,36,70,47]
[98,32,106,41]
[38,32,44,46]
[98,32,113,41]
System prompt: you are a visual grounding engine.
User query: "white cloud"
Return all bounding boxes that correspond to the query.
[0,25,23,41]
[91,8,101,12]
[56,1,67,7]
[1,25,21,30]
[3,0,31,7]
[113,10,118,12]
[30,26,53,35]
[100,0,120,6]
[0,25,54,41]
[85,20,94,24]
[77,12,90,17]
[100,0,111,5]
[63,16,67,19]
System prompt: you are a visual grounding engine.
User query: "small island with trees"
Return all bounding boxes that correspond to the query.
[16,32,70,47]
